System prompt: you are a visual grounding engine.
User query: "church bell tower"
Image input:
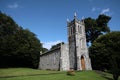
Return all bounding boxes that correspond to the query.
[67,13,92,70]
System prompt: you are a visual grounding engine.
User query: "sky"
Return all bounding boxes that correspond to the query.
[0,0,120,49]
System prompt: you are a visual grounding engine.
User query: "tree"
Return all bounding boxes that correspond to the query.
[41,48,48,53]
[0,12,43,68]
[84,14,111,44]
[90,31,120,80]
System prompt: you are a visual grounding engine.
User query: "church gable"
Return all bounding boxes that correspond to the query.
[39,47,61,70]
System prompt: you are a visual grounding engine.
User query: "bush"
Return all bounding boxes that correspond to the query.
[67,70,75,76]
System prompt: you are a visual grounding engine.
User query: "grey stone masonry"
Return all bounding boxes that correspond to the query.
[38,43,69,71]
[60,43,69,71]
[38,47,61,70]
[67,13,92,70]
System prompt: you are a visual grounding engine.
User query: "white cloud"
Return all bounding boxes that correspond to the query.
[92,7,96,12]
[42,40,62,49]
[91,7,100,12]
[8,3,18,9]
[101,8,110,14]
[91,7,110,15]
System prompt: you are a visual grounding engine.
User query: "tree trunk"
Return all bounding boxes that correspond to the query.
[113,74,118,80]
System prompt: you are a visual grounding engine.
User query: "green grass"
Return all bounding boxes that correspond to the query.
[0,68,59,77]
[0,68,119,80]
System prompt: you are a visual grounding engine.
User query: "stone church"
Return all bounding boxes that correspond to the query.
[38,13,92,71]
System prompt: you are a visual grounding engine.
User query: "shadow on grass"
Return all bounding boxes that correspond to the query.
[102,76,113,80]
[94,70,113,80]
[0,72,64,78]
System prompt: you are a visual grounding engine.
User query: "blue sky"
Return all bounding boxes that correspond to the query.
[0,0,120,49]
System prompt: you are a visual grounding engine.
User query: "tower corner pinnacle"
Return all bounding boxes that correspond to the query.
[74,12,77,19]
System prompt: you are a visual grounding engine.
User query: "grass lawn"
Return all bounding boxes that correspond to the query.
[0,68,119,80]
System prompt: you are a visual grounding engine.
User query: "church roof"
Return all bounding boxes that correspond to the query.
[40,47,61,56]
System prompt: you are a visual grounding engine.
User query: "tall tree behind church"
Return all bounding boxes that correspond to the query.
[84,14,111,44]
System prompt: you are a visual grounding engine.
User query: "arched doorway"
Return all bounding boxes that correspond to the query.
[81,56,86,70]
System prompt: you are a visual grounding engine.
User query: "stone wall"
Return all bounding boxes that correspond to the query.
[69,41,77,70]
[60,44,69,71]
[38,47,61,70]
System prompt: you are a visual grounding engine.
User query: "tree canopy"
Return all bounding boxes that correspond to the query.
[89,31,120,80]
[0,12,43,68]
[84,14,111,44]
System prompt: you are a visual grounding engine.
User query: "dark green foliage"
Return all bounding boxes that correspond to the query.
[90,31,120,80]
[50,42,64,50]
[41,48,48,53]
[0,12,42,68]
[84,14,111,44]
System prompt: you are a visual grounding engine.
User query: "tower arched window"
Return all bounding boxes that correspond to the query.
[78,26,79,33]
[80,26,82,34]
[78,25,82,34]
[81,39,85,49]
[71,27,73,35]
[80,39,83,48]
